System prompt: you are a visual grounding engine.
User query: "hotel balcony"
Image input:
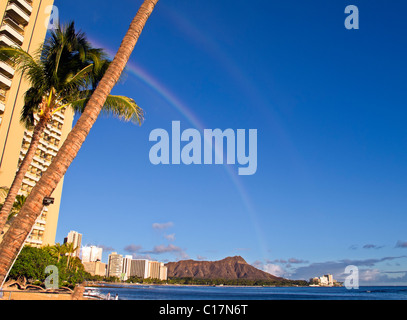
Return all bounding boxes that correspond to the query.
[31,161,44,172]
[0,89,5,113]
[0,88,6,99]
[49,125,62,136]
[0,60,15,78]
[0,21,25,46]
[19,152,45,172]
[47,149,57,157]
[37,143,47,152]
[32,155,45,165]
[48,143,59,152]
[22,177,35,187]
[48,131,61,141]
[32,224,45,232]
[53,115,64,125]
[10,0,33,15]
[36,218,46,225]
[53,110,65,120]
[25,172,40,182]
[22,135,31,146]
[26,237,42,245]
[0,33,19,49]
[0,71,12,89]
[5,2,31,26]
[20,145,27,155]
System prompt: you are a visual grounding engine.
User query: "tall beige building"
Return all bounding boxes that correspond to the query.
[107,252,123,278]
[0,0,74,247]
[63,230,82,258]
[159,263,167,281]
[148,261,167,281]
[130,259,150,279]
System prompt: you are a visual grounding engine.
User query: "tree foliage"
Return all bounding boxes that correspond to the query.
[8,245,90,288]
[165,277,309,287]
[9,246,55,282]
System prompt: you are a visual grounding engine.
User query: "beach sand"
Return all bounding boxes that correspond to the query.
[0,285,93,300]
[0,290,75,300]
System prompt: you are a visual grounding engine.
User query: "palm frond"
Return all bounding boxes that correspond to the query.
[0,47,45,89]
[85,48,108,74]
[21,87,43,128]
[0,46,34,68]
[64,63,94,89]
[41,21,95,89]
[103,95,144,125]
[70,94,144,125]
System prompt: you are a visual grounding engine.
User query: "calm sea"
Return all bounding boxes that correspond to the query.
[86,284,407,300]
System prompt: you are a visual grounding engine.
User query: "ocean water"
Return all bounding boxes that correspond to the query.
[86,284,407,300]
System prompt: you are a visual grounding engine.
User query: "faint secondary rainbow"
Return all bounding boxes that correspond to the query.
[89,38,268,261]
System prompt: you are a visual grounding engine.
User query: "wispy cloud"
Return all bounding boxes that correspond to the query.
[289,256,407,283]
[141,244,189,260]
[124,244,142,254]
[144,244,177,254]
[94,244,115,252]
[131,253,153,260]
[254,255,407,285]
[123,243,188,260]
[395,241,407,248]
[363,244,384,249]
[164,233,176,241]
[152,222,174,230]
[252,260,288,278]
[267,258,308,265]
[288,258,308,264]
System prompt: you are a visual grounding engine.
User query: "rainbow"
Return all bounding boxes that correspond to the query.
[88,33,269,260]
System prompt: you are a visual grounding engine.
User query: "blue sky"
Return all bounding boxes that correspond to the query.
[52,0,407,285]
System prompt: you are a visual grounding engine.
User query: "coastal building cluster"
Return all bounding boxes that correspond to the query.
[107,252,168,281]
[64,231,168,281]
[310,274,339,287]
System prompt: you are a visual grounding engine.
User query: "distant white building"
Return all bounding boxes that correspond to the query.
[106,254,168,281]
[312,274,335,286]
[81,246,103,262]
[122,255,133,281]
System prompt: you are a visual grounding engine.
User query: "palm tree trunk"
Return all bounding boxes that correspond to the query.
[0,116,48,233]
[0,0,159,288]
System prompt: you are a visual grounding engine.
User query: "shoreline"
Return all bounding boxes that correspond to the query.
[85,281,342,289]
[1,284,404,300]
